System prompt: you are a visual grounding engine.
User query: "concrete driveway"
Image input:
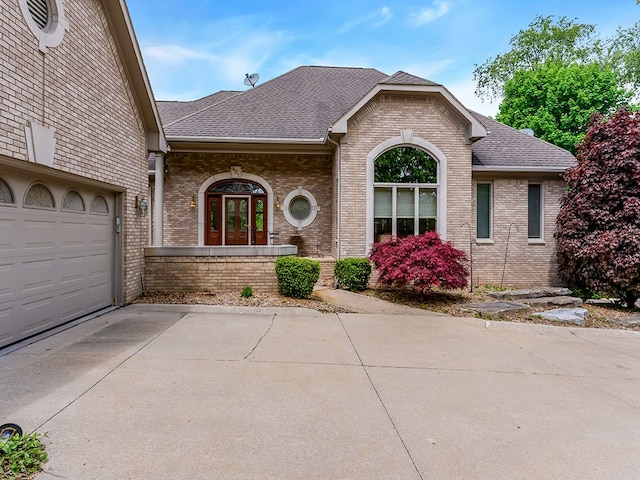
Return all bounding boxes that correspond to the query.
[1,304,639,479]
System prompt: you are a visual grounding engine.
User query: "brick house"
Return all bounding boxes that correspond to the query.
[0,0,166,347]
[147,66,575,292]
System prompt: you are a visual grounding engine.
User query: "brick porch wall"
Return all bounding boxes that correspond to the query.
[144,255,336,293]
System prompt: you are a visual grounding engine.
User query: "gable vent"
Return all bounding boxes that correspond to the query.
[27,0,50,29]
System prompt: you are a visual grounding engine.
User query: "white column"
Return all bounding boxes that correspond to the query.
[153,153,164,246]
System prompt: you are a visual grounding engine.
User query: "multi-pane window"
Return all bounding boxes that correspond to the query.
[373,147,438,242]
[528,183,543,240]
[476,183,492,239]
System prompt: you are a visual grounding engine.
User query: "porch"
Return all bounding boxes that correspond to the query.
[144,246,336,293]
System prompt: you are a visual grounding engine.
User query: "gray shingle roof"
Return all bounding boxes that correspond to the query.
[157,91,239,126]
[164,66,389,139]
[380,71,440,86]
[471,112,576,170]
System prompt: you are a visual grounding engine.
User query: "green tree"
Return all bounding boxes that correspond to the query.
[473,15,601,100]
[496,62,631,154]
[374,147,437,183]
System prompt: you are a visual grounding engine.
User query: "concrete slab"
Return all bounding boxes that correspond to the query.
[0,304,638,480]
[369,367,640,480]
[340,314,559,374]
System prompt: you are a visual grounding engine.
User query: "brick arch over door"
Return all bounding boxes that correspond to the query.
[365,130,448,250]
[197,172,275,246]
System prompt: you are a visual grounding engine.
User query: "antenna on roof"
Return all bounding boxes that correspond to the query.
[244,73,260,88]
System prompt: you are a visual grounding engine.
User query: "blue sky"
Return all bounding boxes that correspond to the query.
[126,0,639,116]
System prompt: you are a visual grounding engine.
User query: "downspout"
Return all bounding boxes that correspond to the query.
[326,135,341,260]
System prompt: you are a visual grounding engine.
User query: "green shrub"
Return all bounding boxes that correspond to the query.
[241,286,253,298]
[1,432,48,479]
[334,258,372,291]
[275,257,320,298]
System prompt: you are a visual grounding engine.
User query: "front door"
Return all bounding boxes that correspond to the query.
[225,196,249,245]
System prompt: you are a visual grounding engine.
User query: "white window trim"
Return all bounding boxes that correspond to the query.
[475,181,493,243]
[528,182,545,244]
[18,0,69,53]
[366,130,447,254]
[282,187,319,229]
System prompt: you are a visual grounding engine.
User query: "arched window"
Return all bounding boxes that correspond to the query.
[24,183,55,209]
[62,190,85,212]
[0,178,14,204]
[91,195,109,214]
[373,147,438,241]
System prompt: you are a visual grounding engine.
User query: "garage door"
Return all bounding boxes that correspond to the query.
[0,170,117,348]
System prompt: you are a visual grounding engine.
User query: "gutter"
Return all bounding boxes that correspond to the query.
[167,135,326,145]
[472,165,571,173]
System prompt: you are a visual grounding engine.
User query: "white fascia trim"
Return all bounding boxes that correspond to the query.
[167,136,326,145]
[473,166,569,173]
[331,84,487,140]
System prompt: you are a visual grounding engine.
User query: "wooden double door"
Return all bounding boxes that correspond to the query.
[205,194,267,246]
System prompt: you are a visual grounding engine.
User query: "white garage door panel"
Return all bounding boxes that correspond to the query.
[0,218,15,250]
[0,171,117,349]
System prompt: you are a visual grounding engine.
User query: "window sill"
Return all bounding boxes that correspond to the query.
[528,239,546,245]
[475,239,494,245]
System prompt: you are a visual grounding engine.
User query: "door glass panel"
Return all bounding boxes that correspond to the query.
[209,199,219,231]
[227,200,236,231]
[239,199,248,231]
[255,200,264,231]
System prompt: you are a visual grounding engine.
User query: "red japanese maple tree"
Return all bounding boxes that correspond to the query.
[369,232,469,292]
[555,107,640,308]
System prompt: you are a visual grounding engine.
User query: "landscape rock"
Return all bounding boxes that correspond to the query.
[608,315,640,328]
[488,288,572,301]
[532,308,589,326]
[463,301,530,316]
[522,296,583,308]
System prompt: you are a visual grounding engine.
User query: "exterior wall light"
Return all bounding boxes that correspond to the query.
[275,195,281,210]
[190,196,197,208]
[135,195,148,217]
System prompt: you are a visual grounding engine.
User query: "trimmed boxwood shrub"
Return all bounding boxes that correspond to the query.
[275,257,320,299]
[334,258,372,291]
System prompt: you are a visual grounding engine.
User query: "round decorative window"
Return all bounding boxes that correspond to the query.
[290,196,311,221]
[18,0,68,52]
[282,188,319,229]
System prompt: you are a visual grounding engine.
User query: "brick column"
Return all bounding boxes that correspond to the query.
[153,153,164,246]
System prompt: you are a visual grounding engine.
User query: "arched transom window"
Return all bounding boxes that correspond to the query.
[373,146,438,242]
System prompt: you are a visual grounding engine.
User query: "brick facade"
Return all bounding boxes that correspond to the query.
[1,0,152,302]
[155,92,566,290]
[471,175,565,288]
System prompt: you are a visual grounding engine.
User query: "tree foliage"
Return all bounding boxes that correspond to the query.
[496,62,630,154]
[555,107,640,308]
[473,15,640,102]
[374,147,437,183]
[474,15,601,101]
[369,232,468,292]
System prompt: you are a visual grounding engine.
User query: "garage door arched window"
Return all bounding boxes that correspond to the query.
[91,195,109,214]
[24,183,55,209]
[62,190,85,212]
[373,146,438,242]
[0,178,14,204]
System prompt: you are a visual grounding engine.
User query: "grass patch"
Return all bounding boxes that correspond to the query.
[1,431,47,479]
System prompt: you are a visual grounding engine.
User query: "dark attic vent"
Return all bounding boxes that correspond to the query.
[27,0,50,29]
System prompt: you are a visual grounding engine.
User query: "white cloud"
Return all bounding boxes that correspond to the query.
[338,6,393,33]
[409,0,451,27]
